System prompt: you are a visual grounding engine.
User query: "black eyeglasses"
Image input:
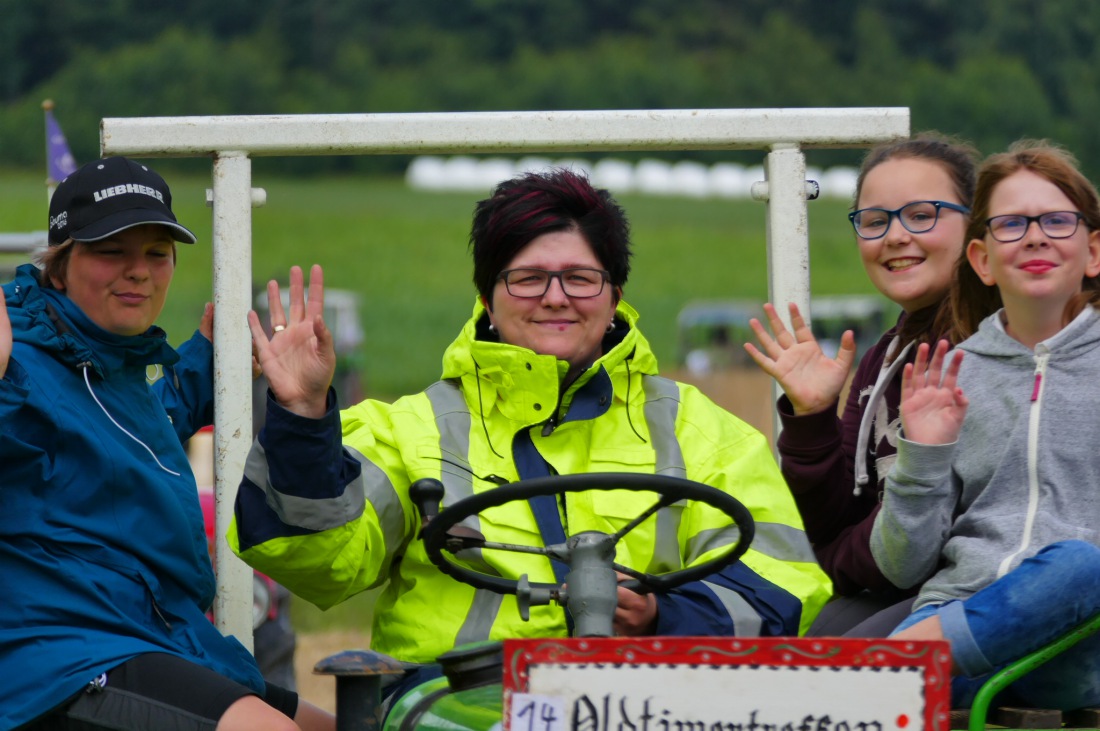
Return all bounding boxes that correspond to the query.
[848,200,970,240]
[497,267,610,298]
[986,211,1086,243]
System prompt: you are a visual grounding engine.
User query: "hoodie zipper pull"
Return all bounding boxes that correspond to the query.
[541,416,557,437]
[1031,351,1050,402]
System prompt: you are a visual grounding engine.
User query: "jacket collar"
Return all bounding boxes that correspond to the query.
[968,305,1100,358]
[441,298,658,425]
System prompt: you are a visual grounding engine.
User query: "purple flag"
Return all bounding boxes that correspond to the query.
[45,109,78,184]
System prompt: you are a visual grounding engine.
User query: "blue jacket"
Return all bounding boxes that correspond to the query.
[0,264,263,730]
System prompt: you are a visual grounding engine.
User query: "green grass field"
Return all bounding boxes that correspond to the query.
[1,166,878,400]
[1,164,883,634]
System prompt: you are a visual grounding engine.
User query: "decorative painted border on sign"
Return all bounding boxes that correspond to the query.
[503,637,951,731]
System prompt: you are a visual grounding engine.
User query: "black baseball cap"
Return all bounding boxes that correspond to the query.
[47,156,197,246]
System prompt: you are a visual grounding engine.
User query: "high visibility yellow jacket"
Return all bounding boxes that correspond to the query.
[232,301,830,663]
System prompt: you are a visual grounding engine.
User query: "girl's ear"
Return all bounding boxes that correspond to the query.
[480,294,493,315]
[612,285,623,305]
[966,238,997,287]
[1086,229,1100,279]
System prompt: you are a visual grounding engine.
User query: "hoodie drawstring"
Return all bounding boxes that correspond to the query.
[80,363,181,476]
[623,354,647,444]
[473,361,504,459]
[853,337,912,496]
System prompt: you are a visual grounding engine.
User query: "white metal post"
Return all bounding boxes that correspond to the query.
[763,144,813,327]
[763,145,812,444]
[210,152,256,648]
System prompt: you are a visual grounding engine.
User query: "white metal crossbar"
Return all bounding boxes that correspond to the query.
[0,232,48,253]
[100,107,909,647]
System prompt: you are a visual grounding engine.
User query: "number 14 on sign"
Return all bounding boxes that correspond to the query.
[511,693,566,731]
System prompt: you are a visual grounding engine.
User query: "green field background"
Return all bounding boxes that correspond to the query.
[2,164,886,632]
[1,166,880,401]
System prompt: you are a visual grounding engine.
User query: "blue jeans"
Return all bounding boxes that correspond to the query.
[891,540,1100,710]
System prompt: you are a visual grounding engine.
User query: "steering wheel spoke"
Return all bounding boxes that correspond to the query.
[610,562,655,593]
[607,492,681,544]
[472,539,560,557]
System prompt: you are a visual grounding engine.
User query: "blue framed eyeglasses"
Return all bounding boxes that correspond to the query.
[849,200,970,240]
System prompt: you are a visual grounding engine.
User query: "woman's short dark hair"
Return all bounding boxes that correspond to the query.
[469,168,632,305]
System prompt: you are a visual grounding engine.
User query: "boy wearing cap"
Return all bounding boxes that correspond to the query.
[0,158,332,731]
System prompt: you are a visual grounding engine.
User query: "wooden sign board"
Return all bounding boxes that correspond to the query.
[503,637,950,731]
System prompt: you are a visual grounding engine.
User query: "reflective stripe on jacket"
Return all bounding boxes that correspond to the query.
[233,300,830,662]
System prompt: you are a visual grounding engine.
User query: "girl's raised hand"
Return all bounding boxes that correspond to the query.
[744,302,857,415]
[899,340,968,445]
[248,264,336,419]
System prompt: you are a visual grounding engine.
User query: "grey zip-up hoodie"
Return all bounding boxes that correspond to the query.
[870,305,1100,611]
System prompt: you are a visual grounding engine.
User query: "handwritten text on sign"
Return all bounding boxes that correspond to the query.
[503,638,950,731]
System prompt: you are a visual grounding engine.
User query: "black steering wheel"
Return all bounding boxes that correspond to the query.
[410,472,754,599]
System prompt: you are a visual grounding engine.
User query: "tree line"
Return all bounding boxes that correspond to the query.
[3,0,1098,177]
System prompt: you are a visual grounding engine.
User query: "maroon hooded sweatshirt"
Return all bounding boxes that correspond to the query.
[775,314,923,597]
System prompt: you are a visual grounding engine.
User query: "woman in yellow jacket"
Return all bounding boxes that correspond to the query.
[232,169,831,695]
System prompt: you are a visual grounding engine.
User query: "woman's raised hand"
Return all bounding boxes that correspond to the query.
[899,340,968,446]
[744,302,857,416]
[0,299,10,381]
[248,264,336,419]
